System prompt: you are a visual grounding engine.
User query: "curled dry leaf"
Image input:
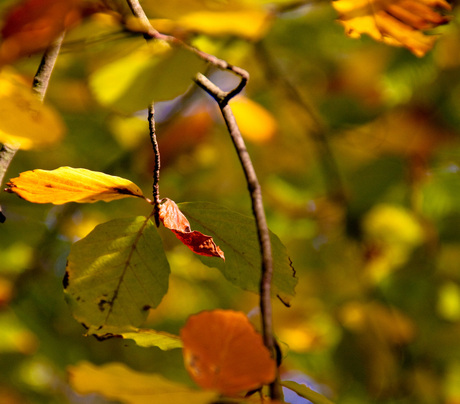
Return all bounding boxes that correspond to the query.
[333,0,452,57]
[0,0,82,65]
[6,167,144,204]
[180,310,276,396]
[159,198,225,260]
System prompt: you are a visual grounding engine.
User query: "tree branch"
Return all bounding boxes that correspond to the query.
[254,41,347,205]
[125,0,282,398]
[194,73,283,401]
[0,33,65,222]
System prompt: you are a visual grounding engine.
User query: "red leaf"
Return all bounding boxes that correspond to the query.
[159,198,225,260]
[0,0,82,65]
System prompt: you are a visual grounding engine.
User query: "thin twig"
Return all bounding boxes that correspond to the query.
[124,0,248,96]
[194,73,283,401]
[0,33,65,222]
[147,103,161,227]
[254,41,347,205]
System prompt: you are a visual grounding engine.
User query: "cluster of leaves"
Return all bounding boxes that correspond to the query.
[1,0,460,403]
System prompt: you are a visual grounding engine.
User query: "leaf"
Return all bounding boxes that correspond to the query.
[159,198,225,260]
[0,69,65,149]
[281,380,335,404]
[333,0,452,57]
[230,96,278,143]
[86,325,182,350]
[68,361,218,404]
[0,0,81,65]
[89,42,205,113]
[180,310,276,396]
[64,216,170,328]
[7,167,145,204]
[178,202,297,304]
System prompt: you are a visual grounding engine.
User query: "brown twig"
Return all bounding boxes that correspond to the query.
[0,33,65,222]
[147,103,161,227]
[194,73,283,400]
[254,41,346,205]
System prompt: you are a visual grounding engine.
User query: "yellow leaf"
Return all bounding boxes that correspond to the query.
[230,96,278,143]
[0,69,65,149]
[333,0,452,57]
[68,361,218,404]
[6,167,144,204]
[181,310,276,396]
[175,10,272,40]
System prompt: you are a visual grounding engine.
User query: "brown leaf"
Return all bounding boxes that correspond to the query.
[0,0,82,65]
[159,198,225,260]
[333,0,452,57]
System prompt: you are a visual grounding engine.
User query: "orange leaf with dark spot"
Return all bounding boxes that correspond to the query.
[159,198,225,260]
[0,0,82,65]
[180,310,276,396]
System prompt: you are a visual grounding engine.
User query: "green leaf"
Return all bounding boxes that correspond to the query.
[68,361,218,404]
[64,216,170,328]
[89,41,205,113]
[281,380,335,404]
[87,325,182,350]
[178,202,297,304]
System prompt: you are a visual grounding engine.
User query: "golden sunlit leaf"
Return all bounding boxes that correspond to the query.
[180,310,276,396]
[0,69,65,149]
[0,0,82,65]
[68,361,218,404]
[230,96,278,143]
[7,167,144,204]
[159,198,225,260]
[333,0,452,57]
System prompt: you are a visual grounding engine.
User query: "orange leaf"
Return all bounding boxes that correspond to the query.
[180,310,276,396]
[6,167,144,204]
[159,198,225,260]
[0,0,82,65]
[333,0,452,57]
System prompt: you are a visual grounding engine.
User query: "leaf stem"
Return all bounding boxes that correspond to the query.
[194,72,283,401]
[148,103,161,227]
[0,33,65,222]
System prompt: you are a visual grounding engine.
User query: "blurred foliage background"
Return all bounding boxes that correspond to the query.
[2,0,460,403]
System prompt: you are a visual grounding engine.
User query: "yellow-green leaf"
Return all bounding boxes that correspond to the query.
[333,0,451,57]
[68,361,218,404]
[89,41,205,113]
[64,216,170,328]
[0,69,65,149]
[87,325,183,350]
[281,380,335,404]
[7,167,144,204]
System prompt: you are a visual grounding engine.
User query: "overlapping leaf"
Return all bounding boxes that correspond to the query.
[64,216,170,328]
[178,202,297,304]
[0,69,65,149]
[68,361,217,404]
[181,310,276,396]
[159,198,225,260]
[333,0,452,57]
[90,42,205,113]
[7,167,144,204]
